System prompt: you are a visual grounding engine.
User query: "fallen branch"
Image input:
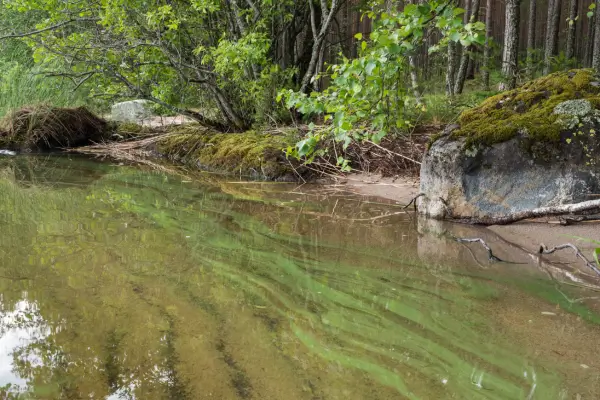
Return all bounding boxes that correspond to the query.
[558,214,600,225]
[455,238,505,262]
[453,199,600,225]
[538,243,600,277]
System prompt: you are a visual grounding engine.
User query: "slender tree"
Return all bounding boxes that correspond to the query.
[446,41,457,96]
[482,0,493,90]
[502,0,521,89]
[407,0,422,103]
[565,0,579,63]
[543,0,562,74]
[526,0,537,78]
[593,0,600,70]
[300,0,341,93]
[455,0,480,94]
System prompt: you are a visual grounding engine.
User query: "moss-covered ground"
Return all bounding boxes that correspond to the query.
[153,124,300,180]
[451,69,600,147]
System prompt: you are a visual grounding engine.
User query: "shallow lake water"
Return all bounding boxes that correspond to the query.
[0,155,599,400]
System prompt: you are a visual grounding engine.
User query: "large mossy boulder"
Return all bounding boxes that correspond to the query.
[419,69,600,221]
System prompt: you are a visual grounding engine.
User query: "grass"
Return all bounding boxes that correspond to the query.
[0,61,90,119]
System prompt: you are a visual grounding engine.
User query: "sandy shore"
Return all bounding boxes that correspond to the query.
[489,223,600,254]
[336,173,420,205]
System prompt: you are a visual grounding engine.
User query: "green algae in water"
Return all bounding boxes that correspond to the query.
[0,155,598,399]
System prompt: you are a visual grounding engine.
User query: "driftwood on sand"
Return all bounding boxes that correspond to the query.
[450,199,600,225]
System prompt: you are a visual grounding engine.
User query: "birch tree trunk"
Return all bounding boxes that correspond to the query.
[593,0,600,71]
[454,0,480,94]
[482,0,493,91]
[543,0,562,75]
[526,0,537,79]
[502,0,520,90]
[407,0,422,102]
[565,0,579,62]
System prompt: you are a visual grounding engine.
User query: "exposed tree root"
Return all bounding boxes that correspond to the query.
[538,243,600,277]
[451,199,600,225]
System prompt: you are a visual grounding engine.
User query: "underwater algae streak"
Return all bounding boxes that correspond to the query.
[0,156,592,399]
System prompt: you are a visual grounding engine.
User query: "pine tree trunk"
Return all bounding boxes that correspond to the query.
[482,0,493,90]
[455,0,480,94]
[593,0,600,71]
[502,0,520,89]
[565,0,579,62]
[543,0,562,75]
[587,15,596,67]
[526,0,537,79]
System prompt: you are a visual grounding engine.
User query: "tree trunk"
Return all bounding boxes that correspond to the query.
[587,14,596,67]
[502,0,520,90]
[565,0,579,62]
[407,0,422,102]
[526,0,537,79]
[446,41,457,96]
[409,56,421,102]
[482,0,493,90]
[543,0,562,75]
[593,0,600,71]
[300,0,339,93]
[455,0,480,94]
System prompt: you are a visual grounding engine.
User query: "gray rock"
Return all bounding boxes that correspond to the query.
[419,101,600,220]
[111,100,154,123]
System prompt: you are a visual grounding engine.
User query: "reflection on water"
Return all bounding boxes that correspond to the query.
[0,155,598,399]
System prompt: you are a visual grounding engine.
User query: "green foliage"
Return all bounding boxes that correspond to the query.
[1,0,298,128]
[279,0,485,165]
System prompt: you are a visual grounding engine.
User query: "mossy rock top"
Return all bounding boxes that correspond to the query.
[449,69,600,147]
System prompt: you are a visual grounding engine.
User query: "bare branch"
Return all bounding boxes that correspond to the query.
[0,18,97,41]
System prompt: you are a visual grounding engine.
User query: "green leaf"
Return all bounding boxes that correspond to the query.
[354,32,363,40]
[365,61,377,75]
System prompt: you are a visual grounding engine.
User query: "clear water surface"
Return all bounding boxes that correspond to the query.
[0,154,599,400]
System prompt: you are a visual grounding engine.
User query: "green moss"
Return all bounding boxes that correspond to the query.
[451,69,600,147]
[157,124,300,180]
